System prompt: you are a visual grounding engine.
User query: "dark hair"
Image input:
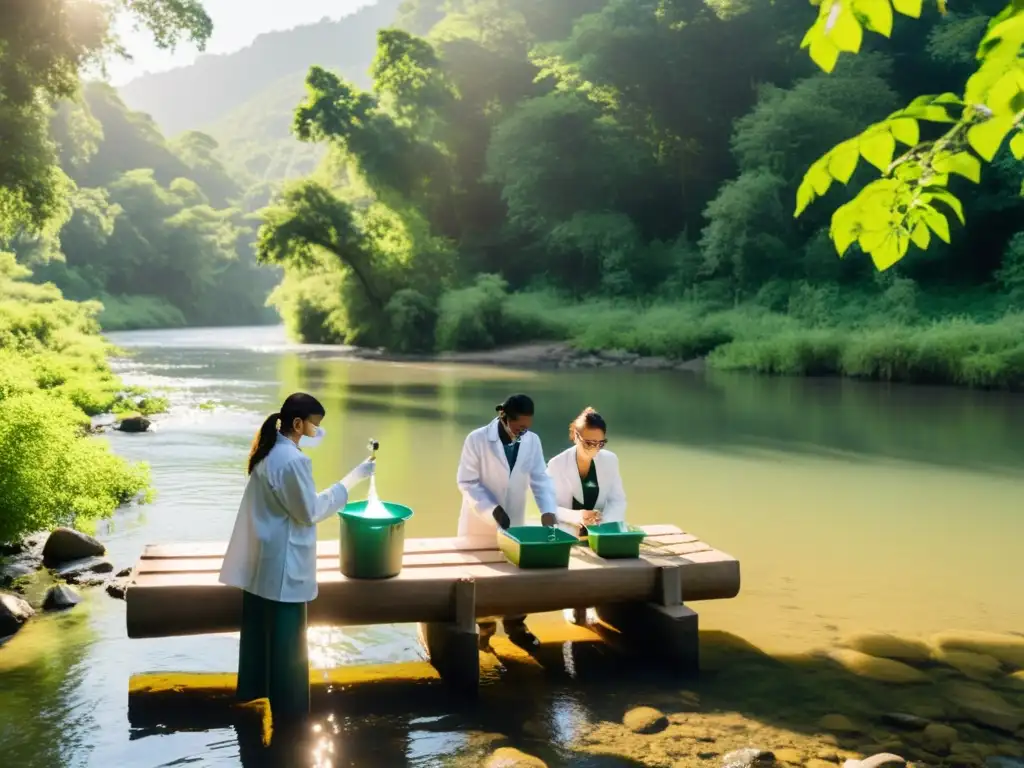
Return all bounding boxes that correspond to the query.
[496,394,534,420]
[570,406,607,440]
[248,392,326,475]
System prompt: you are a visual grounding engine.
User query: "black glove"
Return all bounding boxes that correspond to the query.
[493,505,511,530]
[541,512,557,527]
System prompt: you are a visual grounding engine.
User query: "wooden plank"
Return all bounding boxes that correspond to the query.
[135,550,508,576]
[138,526,688,560]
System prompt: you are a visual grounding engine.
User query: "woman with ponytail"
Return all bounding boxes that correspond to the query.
[219,392,375,711]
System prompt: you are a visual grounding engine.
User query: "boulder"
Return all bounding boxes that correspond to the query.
[55,556,114,585]
[722,748,775,767]
[623,706,668,734]
[42,528,105,567]
[0,592,34,637]
[484,747,546,767]
[828,649,929,683]
[43,584,83,611]
[117,416,151,433]
[842,633,932,663]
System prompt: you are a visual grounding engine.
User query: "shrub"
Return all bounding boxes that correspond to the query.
[385,289,437,353]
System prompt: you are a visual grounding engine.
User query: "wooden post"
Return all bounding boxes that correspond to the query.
[418,578,479,696]
[595,564,699,677]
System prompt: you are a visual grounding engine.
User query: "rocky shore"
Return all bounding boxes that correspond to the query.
[346,342,706,373]
[0,528,133,640]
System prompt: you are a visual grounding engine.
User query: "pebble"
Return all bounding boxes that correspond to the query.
[848,755,907,768]
[881,713,930,730]
[623,706,668,734]
[484,747,546,767]
[773,747,804,764]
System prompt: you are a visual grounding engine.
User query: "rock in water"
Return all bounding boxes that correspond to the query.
[484,747,547,767]
[117,416,151,433]
[43,584,83,611]
[932,631,1024,669]
[842,633,932,663]
[933,647,1003,680]
[881,712,930,730]
[827,649,929,683]
[55,556,114,585]
[105,578,129,600]
[921,723,958,754]
[845,754,907,768]
[945,681,1023,733]
[623,706,669,734]
[0,559,36,588]
[818,714,863,734]
[722,748,775,767]
[0,592,34,637]
[42,528,105,567]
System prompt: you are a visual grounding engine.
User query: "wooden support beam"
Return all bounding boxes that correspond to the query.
[417,578,479,696]
[595,600,699,678]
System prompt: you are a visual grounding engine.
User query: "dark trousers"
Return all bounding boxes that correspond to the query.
[237,590,309,717]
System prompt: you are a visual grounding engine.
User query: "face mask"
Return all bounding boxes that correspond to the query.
[502,418,527,444]
[299,425,325,448]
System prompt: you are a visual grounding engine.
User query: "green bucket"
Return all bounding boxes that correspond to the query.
[586,521,647,559]
[338,500,414,579]
[497,526,578,569]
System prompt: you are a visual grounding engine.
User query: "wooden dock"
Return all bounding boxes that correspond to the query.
[125,524,740,705]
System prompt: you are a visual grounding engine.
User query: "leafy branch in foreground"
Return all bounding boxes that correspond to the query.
[795,0,1024,269]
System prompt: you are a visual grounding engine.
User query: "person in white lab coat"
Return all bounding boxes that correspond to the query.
[219,392,376,707]
[547,407,626,535]
[456,393,557,648]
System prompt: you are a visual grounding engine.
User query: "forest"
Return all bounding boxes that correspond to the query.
[250,0,1024,388]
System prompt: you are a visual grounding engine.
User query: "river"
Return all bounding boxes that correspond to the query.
[1,325,1023,767]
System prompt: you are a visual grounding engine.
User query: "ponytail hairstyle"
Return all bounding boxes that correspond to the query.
[247,392,326,475]
[495,393,534,421]
[569,406,607,441]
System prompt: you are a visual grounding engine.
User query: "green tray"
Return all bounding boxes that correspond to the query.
[498,526,578,569]
[586,522,646,559]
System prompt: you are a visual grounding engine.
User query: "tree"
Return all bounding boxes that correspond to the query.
[0,0,212,239]
[795,0,1024,269]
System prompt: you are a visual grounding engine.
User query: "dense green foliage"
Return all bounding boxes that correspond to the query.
[0,253,152,544]
[248,0,1024,387]
[797,0,1024,269]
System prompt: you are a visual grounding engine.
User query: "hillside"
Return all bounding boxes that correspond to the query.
[118,0,402,159]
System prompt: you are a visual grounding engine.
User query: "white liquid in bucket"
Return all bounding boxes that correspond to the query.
[361,476,392,518]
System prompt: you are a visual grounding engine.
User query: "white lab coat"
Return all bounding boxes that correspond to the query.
[456,418,557,537]
[546,446,627,528]
[219,434,348,603]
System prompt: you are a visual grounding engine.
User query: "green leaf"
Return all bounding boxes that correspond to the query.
[830,204,859,255]
[808,34,840,72]
[1010,132,1024,160]
[859,130,896,171]
[853,0,894,36]
[923,189,965,224]
[920,205,951,243]
[932,152,982,183]
[795,178,816,217]
[966,116,1015,161]
[830,8,864,53]
[892,0,922,17]
[827,141,860,183]
[807,158,833,196]
[858,227,891,254]
[870,231,908,271]
[909,220,930,250]
[888,117,919,145]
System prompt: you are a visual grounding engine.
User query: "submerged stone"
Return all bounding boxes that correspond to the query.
[828,649,929,683]
[773,747,804,764]
[945,681,1024,733]
[842,633,932,663]
[722,748,774,767]
[847,754,907,768]
[921,722,958,754]
[933,648,1003,680]
[623,706,668,734]
[818,714,863,734]
[931,631,1024,670]
[484,747,546,767]
[881,712,930,730]
[55,556,114,584]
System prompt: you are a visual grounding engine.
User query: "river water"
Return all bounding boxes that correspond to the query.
[1,325,1023,767]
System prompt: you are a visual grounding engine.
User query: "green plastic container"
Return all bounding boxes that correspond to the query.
[586,521,647,559]
[338,500,414,579]
[497,526,578,569]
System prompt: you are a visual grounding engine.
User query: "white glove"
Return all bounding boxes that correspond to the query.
[341,458,375,491]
